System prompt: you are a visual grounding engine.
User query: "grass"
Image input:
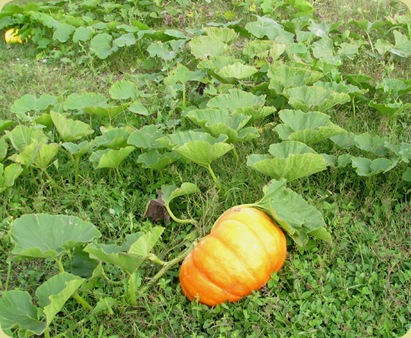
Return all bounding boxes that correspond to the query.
[0,0,410,337]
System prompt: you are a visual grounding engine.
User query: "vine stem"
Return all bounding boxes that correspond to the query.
[128,272,137,306]
[165,204,198,225]
[206,164,221,190]
[137,245,193,297]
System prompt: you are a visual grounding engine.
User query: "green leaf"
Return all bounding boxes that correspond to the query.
[207,88,266,112]
[62,141,91,157]
[128,226,164,257]
[128,101,150,116]
[84,229,163,275]
[89,146,135,169]
[268,64,323,94]
[245,16,294,42]
[90,33,118,59]
[354,132,388,156]
[35,272,84,326]
[72,26,94,43]
[5,125,48,151]
[147,41,178,61]
[10,214,101,259]
[165,64,206,85]
[109,80,140,100]
[128,125,165,149]
[158,131,233,168]
[285,86,351,112]
[53,23,76,42]
[312,37,340,65]
[351,157,398,176]
[63,93,108,111]
[113,33,137,47]
[247,141,329,181]
[137,151,179,170]
[92,127,130,149]
[50,111,94,142]
[402,168,411,182]
[11,94,57,115]
[254,179,331,246]
[161,183,200,206]
[189,36,227,59]
[186,109,259,143]
[216,62,258,80]
[0,163,23,193]
[204,27,238,43]
[0,290,46,335]
[274,110,345,144]
[0,119,15,133]
[10,142,60,169]
[83,104,128,118]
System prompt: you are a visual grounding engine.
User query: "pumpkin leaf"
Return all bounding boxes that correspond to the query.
[84,228,163,275]
[11,94,57,119]
[83,104,128,119]
[63,93,108,111]
[9,142,60,169]
[189,36,227,59]
[50,111,94,142]
[62,141,91,157]
[207,89,266,112]
[247,141,329,181]
[10,214,101,259]
[0,290,46,336]
[137,151,179,170]
[89,146,135,169]
[92,127,130,149]
[351,157,399,176]
[354,132,388,156]
[254,179,331,246]
[185,109,259,143]
[216,62,258,80]
[35,272,85,327]
[0,163,23,193]
[128,124,165,149]
[285,86,351,112]
[245,16,294,42]
[109,80,141,100]
[268,64,323,94]
[158,131,233,168]
[274,109,345,144]
[5,125,48,151]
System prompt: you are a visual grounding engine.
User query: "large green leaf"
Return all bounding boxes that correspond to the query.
[0,290,46,336]
[11,94,57,118]
[137,151,179,170]
[268,64,323,94]
[207,89,266,112]
[186,109,259,143]
[165,64,206,85]
[84,228,163,274]
[0,163,23,193]
[63,93,108,111]
[216,62,258,80]
[247,141,328,181]
[127,125,165,149]
[90,33,118,59]
[354,132,389,156]
[92,127,130,149]
[109,80,141,100]
[285,86,351,112]
[5,125,48,151]
[189,36,227,59]
[9,142,60,169]
[89,146,135,169]
[254,179,331,246]
[158,131,233,168]
[50,111,94,142]
[351,157,399,176]
[10,214,101,259]
[245,16,294,42]
[274,110,345,144]
[35,272,84,326]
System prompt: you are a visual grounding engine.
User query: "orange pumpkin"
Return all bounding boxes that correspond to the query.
[179,206,287,306]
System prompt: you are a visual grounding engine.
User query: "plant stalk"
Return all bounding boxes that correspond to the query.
[128,272,137,306]
[137,245,193,297]
[165,204,198,225]
[206,164,221,190]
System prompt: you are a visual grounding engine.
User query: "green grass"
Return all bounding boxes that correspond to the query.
[0,0,410,337]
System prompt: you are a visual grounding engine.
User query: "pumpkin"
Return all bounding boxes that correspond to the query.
[179,206,287,306]
[4,28,23,44]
